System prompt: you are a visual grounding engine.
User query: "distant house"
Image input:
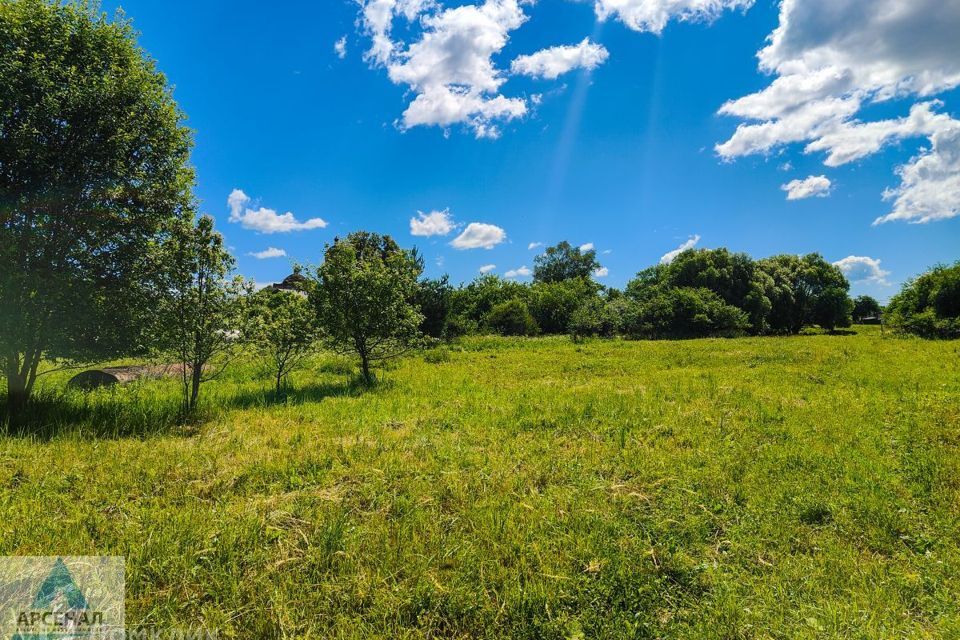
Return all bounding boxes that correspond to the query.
[270,268,309,297]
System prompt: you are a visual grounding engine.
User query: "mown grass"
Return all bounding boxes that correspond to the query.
[1,326,959,638]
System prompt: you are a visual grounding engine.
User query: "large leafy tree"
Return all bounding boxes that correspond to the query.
[758,254,852,333]
[311,232,424,384]
[0,0,194,419]
[533,241,600,283]
[627,249,772,334]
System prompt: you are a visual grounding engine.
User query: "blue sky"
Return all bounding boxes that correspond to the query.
[102,0,959,300]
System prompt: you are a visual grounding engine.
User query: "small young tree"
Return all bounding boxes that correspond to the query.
[311,232,424,384]
[248,287,319,394]
[159,216,245,415]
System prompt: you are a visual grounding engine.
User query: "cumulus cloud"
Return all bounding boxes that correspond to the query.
[410,208,457,236]
[511,38,609,80]
[334,36,348,59]
[479,264,497,273]
[877,124,960,225]
[528,242,543,250]
[228,189,328,234]
[660,235,700,264]
[593,266,609,278]
[505,265,532,278]
[450,222,507,249]
[579,242,595,252]
[782,175,832,200]
[594,0,753,34]
[248,247,287,260]
[833,255,891,285]
[360,0,530,138]
[717,0,960,224]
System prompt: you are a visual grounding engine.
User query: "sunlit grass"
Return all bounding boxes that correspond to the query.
[1,326,958,638]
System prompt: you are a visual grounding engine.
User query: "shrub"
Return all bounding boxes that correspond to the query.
[485,299,539,336]
[887,262,960,339]
[529,278,601,335]
[569,298,620,340]
[621,287,749,339]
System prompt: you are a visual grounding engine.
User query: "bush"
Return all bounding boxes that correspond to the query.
[621,287,749,339]
[888,262,960,339]
[529,278,600,335]
[569,298,620,340]
[484,299,539,336]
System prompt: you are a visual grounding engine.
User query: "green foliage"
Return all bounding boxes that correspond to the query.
[887,262,960,339]
[156,216,246,414]
[659,249,772,333]
[485,299,539,336]
[533,241,601,283]
[311,232,424,383]
[569,298,621,340]
[758,254,852,333]
[415,276,453,339]
[852,295,883,322]
[621,287,750,339]
[528,278,601,334]
[450,275,529,327]
[0,0,194,418]
[247,288,319,393]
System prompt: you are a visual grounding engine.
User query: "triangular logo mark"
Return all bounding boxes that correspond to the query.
[31,558,88,612]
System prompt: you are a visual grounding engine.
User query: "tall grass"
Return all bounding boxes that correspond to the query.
[1,327,958,638]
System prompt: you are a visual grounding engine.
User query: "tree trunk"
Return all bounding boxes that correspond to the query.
[189,361,203,412]
[360,355,372,385]
[4,350,40,427]
[5,375,29,426]
[275,368,283,395]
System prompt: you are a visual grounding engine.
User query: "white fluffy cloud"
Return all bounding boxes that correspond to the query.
[248,247,287,259]
[228,189,328,234]
[505,265,532,278]
[877,124,960,225]
[479,263,497,273]
[528,241,543,250]
[833,255,891,285]
[717,0,960,224]
[594,0,753,34]
[511,38,609,80]
[782,175,832,200]
[410,209,457,236]
[450,222,507,249]
[579,242,594,252]
[334,36,347,59]
[361,0,529,138]
[593,266,609,278]
[660,234,700,264]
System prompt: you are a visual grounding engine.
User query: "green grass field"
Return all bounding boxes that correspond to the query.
[2,327,959,638]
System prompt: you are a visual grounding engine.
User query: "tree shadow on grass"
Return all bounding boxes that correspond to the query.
[0,390,194,441]
[224,376,385,410]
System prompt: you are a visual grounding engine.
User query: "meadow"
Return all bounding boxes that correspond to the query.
[1,326,958,639]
